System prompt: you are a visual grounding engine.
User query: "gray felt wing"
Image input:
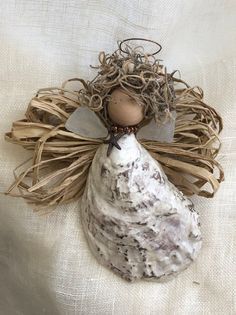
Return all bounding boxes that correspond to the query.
[137,111,176,142]
[65,107,108,138]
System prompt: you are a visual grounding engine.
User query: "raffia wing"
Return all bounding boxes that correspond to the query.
[65,106,108,138]
[137,111,176,142]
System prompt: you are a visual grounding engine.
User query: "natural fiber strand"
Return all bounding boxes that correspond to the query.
[5,83,224,210]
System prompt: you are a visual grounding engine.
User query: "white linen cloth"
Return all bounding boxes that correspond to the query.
[0,1,235,314]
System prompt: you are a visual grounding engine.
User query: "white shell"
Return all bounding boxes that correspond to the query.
[80,134,202,282]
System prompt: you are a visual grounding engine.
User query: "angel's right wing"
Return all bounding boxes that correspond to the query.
[65,106,108,138]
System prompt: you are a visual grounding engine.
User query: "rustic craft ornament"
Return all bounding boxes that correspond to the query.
[5,38,224,282]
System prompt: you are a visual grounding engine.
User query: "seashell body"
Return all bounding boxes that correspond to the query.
[80,134,202,282]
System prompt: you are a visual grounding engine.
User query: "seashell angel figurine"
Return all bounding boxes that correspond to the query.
[5,38,224,282]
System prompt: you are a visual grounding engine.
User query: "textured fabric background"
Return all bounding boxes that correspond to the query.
[0,1,235,314]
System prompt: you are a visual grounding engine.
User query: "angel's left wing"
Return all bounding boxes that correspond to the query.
[137,111,176,142]
[65,106,108,138]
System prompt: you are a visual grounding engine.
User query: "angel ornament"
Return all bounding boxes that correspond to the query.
[6,39,224,282]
